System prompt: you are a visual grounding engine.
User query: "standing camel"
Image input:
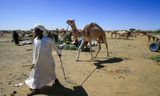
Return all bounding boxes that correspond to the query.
[66,20,109,61]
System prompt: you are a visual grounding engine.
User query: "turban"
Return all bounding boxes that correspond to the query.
[34,24,46,32]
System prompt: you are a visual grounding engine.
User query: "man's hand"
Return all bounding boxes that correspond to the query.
[58,54,61,57]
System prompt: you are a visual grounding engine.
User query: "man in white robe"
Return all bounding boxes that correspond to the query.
[25,24,61,96]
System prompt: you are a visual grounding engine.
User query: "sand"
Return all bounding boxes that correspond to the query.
[0,33,160,96]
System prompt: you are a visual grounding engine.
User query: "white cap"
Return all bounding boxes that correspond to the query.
[34,24,46,32]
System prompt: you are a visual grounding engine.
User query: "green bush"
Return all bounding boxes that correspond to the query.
[69,44,77,50]
[151,55,160,62]
[64,44,70,50]
[65,40,71,44]
[82,47,90,52]
[153,29,160,35]
[64,44,77,50]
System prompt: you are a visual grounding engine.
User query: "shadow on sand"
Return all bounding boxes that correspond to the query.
[36,57,122,96]
[38,83,88,96]
[94,57,123,69]
[78,57,123,86]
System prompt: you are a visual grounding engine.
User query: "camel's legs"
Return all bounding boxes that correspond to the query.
[115,33,117,38]
[102,34,109,57]
[94,41,101,58]
[76,49,81,61]
[126,33,129,39]
[76,38,85,61]
[111,33,113,38]
[152,36,155,41]
[88,41,93,60]
[148,36,151,43]
[105,41,109,56]
[101,34,109,57]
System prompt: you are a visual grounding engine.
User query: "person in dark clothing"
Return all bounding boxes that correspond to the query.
[12,31,19,45]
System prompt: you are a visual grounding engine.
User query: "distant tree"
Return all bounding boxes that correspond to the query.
[128,28,136,37]
[153,29,160,34]
[129,28,136,32]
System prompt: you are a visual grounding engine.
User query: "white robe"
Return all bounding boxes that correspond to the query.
[25,36,60,89]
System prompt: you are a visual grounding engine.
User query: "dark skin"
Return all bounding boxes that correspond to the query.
[34,28,44,39]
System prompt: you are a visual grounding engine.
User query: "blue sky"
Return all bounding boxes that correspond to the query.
[0,0,160,30]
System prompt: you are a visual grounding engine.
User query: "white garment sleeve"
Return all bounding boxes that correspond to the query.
[32,39,36,64]
[49,38,60,55]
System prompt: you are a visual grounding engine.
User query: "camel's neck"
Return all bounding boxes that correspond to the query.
[70,23,78,31]
[69,23,82,37]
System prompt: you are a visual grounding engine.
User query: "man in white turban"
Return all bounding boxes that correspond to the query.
[25,24,61,96]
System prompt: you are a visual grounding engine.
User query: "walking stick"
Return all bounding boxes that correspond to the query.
[59,57,67,81]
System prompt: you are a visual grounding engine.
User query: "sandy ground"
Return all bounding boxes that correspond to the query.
[0,33,160,96]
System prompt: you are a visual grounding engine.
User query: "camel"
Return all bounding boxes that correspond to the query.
[111,31,118,38]
[117,30,129,39]
[66,20,109,61]
[58,28,72,42]
[147,32,156,43]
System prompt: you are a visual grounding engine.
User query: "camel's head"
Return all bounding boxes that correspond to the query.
[55,28,59,31]
[66,20,75,26]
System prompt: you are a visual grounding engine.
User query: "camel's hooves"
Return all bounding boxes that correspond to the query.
[76,60,79,62]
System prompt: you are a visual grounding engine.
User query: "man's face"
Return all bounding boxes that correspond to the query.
[34,28,43,37]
